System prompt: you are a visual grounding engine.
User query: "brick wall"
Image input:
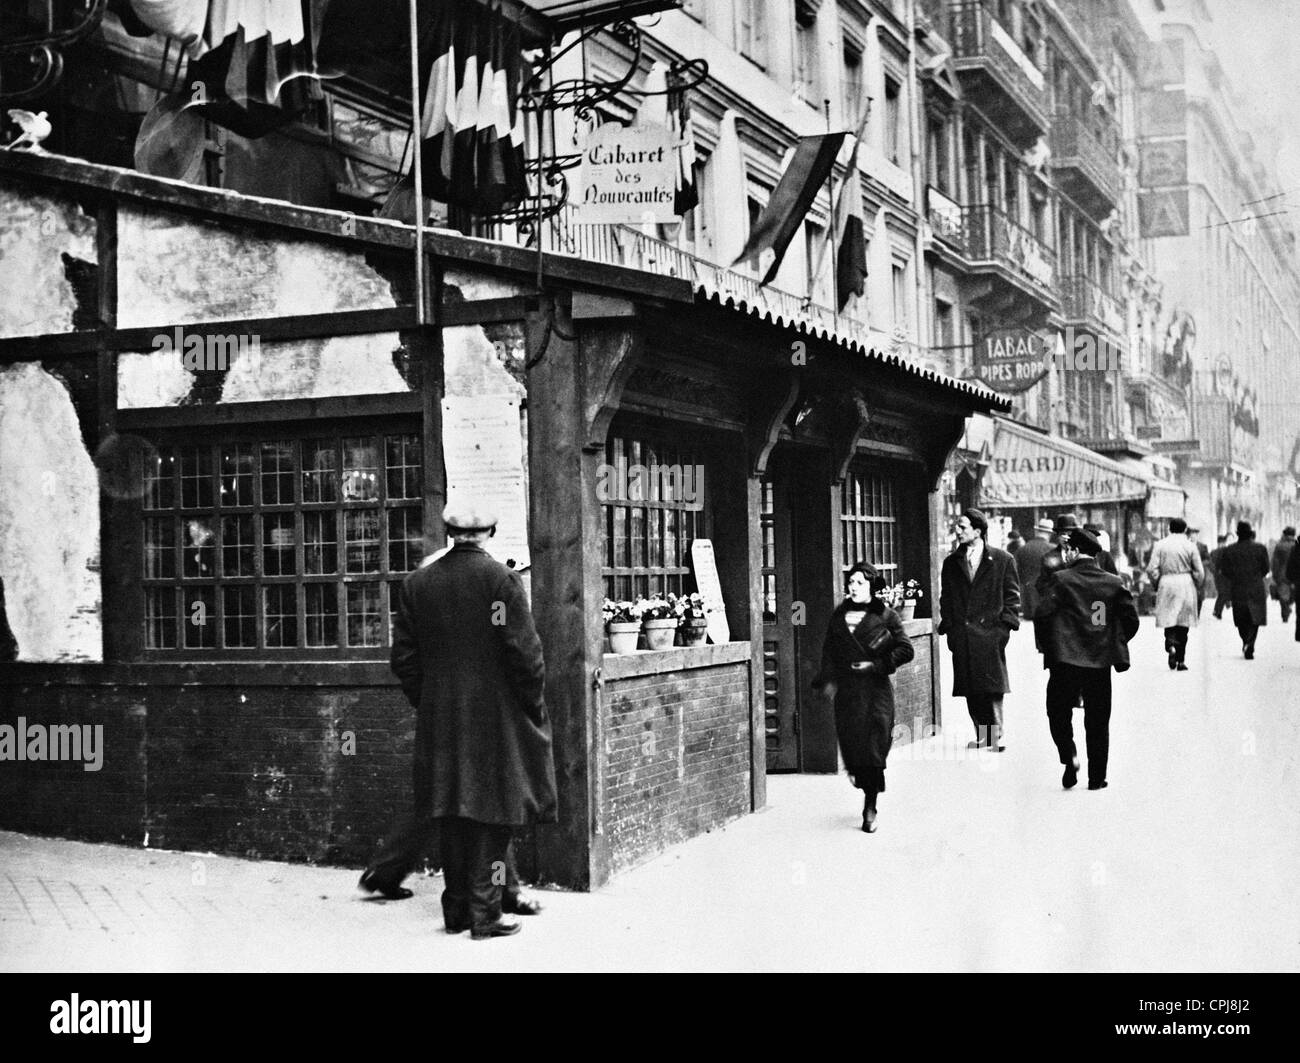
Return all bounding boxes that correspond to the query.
[893,631,937,739]
[0,666,412,866]
[601,659,751,878]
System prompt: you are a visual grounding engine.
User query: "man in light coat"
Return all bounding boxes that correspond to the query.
[1036,527,1140,790]
[359,499,557,939]
[939,508,1021,751]
[1146,516,1203,670]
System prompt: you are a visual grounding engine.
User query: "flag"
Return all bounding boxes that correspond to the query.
[667,68,699,215]
[732,132,846,285]
[836,198,867,310]
[414,0,528,214]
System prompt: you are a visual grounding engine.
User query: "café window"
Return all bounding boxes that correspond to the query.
[141,426,423,656]
[601,431,707,601]
[841,468,900,583]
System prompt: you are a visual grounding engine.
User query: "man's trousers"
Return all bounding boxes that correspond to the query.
[364,810,523,927]
[1046,664,1112,786]
[965,692,1004,747]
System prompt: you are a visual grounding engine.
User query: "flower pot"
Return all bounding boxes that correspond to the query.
[898,601,917,621]
[642,617,679,650]
[607,621,641,654]
[680,619,709,646]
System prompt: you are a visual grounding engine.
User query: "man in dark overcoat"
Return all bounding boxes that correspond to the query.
[359,499,557,939]
[1270,526,1296,624]
[1209,534,1232,619]
[1036,528,1140,791]
[1014,517,1055,638]
[938,508,1021,751]
[1217,520,1270,659]
[1287,538,1300,643]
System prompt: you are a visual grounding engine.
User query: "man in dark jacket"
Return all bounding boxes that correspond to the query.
[1036,527,1140,791]
[1287,538,1300,642]
[938,508,1021,751]
[1015,517,1055,629]
[1218,520,1270,659]
[359,499,558,939]
[1209,534,1232,619]
[1271,527,1296,624]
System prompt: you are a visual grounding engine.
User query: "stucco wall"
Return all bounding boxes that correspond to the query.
[0,188,98,338]
[0,362,102,661]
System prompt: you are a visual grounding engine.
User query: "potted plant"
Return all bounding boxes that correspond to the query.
[633,595,678,650]
[603,598,641,654]
[890,579,924,621]
[673,592,709,646]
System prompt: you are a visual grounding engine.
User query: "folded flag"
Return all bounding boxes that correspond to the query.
[732,132,845,285]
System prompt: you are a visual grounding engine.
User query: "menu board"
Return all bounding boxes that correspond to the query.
[689,539,730,645]
[441,396,530,570]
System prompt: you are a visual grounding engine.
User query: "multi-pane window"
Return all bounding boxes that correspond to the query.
[842,44,865,129]
[760,478,777,623]
[142,428,423,655]
[841,469,899,583]
[601,431,706,602]
[736,0,766,68]
[884,76,902,165]
[794,4,820,105]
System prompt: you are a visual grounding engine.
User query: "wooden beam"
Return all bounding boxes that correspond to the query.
[579,316,644,453]
[830,391,873,485]
[747,373,801,477]
[117,393,423,429]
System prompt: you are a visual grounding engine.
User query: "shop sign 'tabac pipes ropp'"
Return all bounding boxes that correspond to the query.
[972,327,1051,393]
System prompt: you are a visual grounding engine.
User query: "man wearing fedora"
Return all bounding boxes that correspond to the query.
[1036,527,1140,791]
[1217,520,1270,659]
[1014,517,1056,637]
[359,498,557,939]
[939,508,1021,751]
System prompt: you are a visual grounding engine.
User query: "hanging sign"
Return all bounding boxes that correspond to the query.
[972,327,1052,393]
[575,122,677,225]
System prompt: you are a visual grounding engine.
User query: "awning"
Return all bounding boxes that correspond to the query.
[1145,481,1187,519]
[981,418,1149,507]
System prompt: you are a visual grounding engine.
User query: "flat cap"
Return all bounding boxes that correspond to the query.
[443,496,498,533]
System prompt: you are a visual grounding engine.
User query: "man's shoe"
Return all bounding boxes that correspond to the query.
[471,918,522,940]
[1088,780,1108,791]
[1167,649,1177,670]
[1245,646,1254,659]
[862,808,878,833]
[358,870,414,900]
[1175,662,1189,671]
[503,895,543,916]
[1062,758,1079,789]
[966,739,985,750]
[444,919,470,934]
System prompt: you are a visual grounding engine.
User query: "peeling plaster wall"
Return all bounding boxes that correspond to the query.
[0,187,97,338]
[443,270,530,302]
[117,332,411,408]
[116,205,397,327]
[0,363,102,661]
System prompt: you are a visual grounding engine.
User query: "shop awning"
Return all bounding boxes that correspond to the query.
[1145,481,1187,519]
[981,418,1149,507]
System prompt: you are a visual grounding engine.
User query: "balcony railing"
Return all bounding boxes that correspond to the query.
[961,205,1056,293]
[1060,274,1124,335]
[540,207,885,355]
[1051,112,1121,209]
[948,1,1047,133]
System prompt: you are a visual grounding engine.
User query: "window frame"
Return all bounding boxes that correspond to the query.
[138,415,424,661]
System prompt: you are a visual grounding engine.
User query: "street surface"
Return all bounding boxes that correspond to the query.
[2,608,1297,972]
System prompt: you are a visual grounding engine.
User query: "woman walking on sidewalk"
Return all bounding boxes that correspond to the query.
[1145,517,1203,670]
[813,562,915,833]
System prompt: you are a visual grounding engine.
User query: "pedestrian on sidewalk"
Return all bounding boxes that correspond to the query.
[1287,538,1300,642]
[1145,517,1203,670]
[1188,528,1210,615]
[812,561,915,833]
[1209,534,1232,618]
[1036,527,1139,791]
[938,509,1021,752]
[1085,523,1119,575]
[358,498,557,939]
[1217,520,1270,660]
[1015,518,1055,644]
[1270,526,1296,624]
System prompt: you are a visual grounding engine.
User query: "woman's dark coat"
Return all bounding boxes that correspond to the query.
[390,543,558,826]
[938,542,1022,695]
[813,598,914,790]
[1216,538,1270,627]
